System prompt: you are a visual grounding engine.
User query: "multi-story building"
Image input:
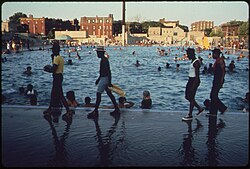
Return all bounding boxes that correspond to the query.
[191,21,214,31]
[220,22,240,37]
[20,15,46,35]
[159,18,179,28]
[148,27,161,36]
[2,20,11,32]
[20,15,76,36]
[79,14,113,39]
[148,26,186,44]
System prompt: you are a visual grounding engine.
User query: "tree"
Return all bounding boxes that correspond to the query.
[129,22,142,33]
[204,28,212,37]
[113,20,122,36]
[141,21,164,33]
[9,12,27,25]
[9,12,27,32]
[238,21,249,37]
[210,29,223,38]
[17,24,29,33]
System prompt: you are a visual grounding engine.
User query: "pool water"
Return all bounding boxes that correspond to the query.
[1,45,249,111]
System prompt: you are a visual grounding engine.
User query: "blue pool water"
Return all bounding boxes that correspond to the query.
[1,45,249,111]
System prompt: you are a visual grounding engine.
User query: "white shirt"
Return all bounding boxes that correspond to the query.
[189,59,199,77]
[27,90,34,95]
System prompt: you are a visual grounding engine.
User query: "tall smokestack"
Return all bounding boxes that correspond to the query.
[122,0,126,46]
[122,0,125,25]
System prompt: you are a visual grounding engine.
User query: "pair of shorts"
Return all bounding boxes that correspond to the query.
[185,77,200,100]
[97,76,109,93]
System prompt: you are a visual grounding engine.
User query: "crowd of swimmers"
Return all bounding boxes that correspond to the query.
[1,43,249,114]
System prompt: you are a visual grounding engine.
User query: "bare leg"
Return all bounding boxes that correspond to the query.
[87,92,101,119]
[188,100,195,117]
[94,92,102,111]
[106,89,119,110]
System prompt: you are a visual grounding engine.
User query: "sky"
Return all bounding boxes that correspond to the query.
[1,1,249,28]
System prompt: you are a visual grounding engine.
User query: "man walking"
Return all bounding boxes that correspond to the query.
[43,40,73,118]
[87,46,120,119]
[182,48,204,121]
[208,48,227,116]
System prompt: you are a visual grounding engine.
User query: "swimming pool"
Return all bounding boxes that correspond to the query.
[1,45,249,111]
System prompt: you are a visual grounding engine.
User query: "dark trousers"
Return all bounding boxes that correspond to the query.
[49,73,69,110]
[209,83,227,115]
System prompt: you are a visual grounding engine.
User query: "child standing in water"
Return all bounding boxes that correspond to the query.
[141,90,152,109]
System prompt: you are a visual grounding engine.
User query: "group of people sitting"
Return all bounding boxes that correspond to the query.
[65,90,152,109]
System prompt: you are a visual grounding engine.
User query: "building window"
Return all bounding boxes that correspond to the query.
[106,19,109,23]
[88,20,91,23]
[174,32,178,36]
[93,26,95,30]
[92,19,95,23]
[99,26,101,29]
[100,20,103,23]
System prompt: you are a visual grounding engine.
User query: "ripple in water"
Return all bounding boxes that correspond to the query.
[1,46,249,111]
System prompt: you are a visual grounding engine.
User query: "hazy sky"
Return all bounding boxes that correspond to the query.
[1,1,249,28]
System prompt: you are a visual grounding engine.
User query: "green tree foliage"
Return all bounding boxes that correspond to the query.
[204,28,212,37]
[210,29,224,38]
[141,21,164,33]
[113,20,122,36]
[9,12,27,25]
[129,22,142,33]
[238,21,249,37]
[228,20,244,26]
[47,30,54,39]
[128,21,164,34]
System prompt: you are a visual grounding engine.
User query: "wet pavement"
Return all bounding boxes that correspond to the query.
[2,105,249,167]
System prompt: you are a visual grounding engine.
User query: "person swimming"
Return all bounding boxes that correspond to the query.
[83,96,96,107]
[135,60,140,67]
[141,90,152,109]
[23,66,32,75]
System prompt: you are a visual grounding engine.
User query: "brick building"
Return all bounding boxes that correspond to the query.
[191,21,214,31]
[220,22,240,37]
[20,15,76,36]
[20,15,46,35]
[80,14,113,39]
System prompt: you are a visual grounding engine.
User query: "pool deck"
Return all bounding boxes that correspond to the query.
[1,105,249,167]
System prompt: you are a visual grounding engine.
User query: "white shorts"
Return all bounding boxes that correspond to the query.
[97,77,109,93]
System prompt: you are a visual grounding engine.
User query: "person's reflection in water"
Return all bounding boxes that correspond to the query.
[92,113,121,167]
[206,116,225,166]
[179,119,203,166]
[43,111,73,167]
